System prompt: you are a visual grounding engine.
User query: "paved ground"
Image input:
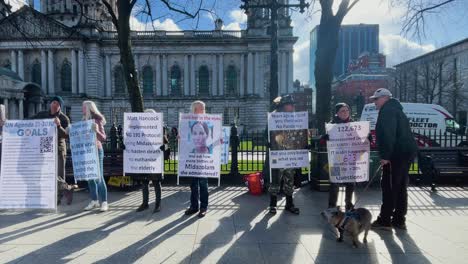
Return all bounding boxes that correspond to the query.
[1,185,468,264]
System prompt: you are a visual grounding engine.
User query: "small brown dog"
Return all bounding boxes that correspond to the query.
[321,207,372,248]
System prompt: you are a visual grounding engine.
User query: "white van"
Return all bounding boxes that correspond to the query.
[360,103,467,147]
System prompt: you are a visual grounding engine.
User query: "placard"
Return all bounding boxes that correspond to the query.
[0,119,57,209]
[69,120,100,181]
[124,112,164,174]
[326,121,370,183]
[178,113,222,179]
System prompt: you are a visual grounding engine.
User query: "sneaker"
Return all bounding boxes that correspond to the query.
[392,222,407,230]
[371,220,392,231]
[185,208,199,215]
[100,202,109,212]
[84,200,100,211]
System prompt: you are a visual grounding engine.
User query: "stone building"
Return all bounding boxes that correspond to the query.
[0,1,297,131]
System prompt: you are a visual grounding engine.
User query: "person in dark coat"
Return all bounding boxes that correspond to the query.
[32,96,72,205]
[369,88,418,231]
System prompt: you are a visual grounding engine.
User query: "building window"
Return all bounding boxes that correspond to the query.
[114,65,126,95]
[142,66,153,95]
[60,60,72,92]
[73,5,77,15]
[198,65,209,96]
[170,65,181,96]
[31,61,41,85]
[226,65,237,96]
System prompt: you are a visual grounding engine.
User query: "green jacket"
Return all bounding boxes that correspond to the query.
[376,99,417,160]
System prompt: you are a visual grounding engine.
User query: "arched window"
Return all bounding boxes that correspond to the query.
[142,66,153,95]
[60,60,71,92]
[31,61,41,85]
[170,65,181,96]
[226,65,237,96]
[198,65,209,96]
[114,65,126,94]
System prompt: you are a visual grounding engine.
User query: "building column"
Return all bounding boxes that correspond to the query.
[162,55,168,96]
[239,53,244,96]
[184,55,189,96]
[40,0,46,12]
[288,51,294,93]
[155,55,161,96]
[19,99,24,119]
[281,52,288,95]
[47,50,55,94]
[78,49,85,94]
[41,50,47,93]
[71,50,78,94]
[18,50,24,80]
[3,98,8,118]
[212,54,217,96]
[247,52,253,95]
[10,51,17,73]
[258,52,264,97]
[105,55,111,97]
[254,52,260,95]
[190,55,196,96]
[218,54,224,96]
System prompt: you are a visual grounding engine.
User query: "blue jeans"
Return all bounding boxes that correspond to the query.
[190,177,208,210]
[88,148,107,202]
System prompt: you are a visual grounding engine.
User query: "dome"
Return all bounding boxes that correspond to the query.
[0,67,22,81]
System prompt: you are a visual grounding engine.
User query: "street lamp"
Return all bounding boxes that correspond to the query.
[241,0,309,106]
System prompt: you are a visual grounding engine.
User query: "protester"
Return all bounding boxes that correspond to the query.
[135,109,168,213]
[369,88,417,231]
[184,100,210,218]
[80,100,109,212]
[32,96,73,205]
[268,95,300,215]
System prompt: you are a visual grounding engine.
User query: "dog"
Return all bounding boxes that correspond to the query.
[321,207,372,248]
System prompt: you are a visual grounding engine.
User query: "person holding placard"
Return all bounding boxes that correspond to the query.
[80,101,109,212]
[184,101,210,218]
[268,95,300,215]
[32,96,72,205]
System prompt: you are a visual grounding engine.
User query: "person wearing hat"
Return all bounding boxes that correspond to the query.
[369,88,417,231]
[32,96,73,205]
[268,95,300,215]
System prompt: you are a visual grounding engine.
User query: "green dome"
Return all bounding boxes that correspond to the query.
[0,67,22,81]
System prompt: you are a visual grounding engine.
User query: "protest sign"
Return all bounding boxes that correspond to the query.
[268,111,309,169]
[326,121,370,183]
[0,119,57,210]
[69,120,100,181]
[124,112,164,174]
[178,113,222,180]
[221,126,230,165]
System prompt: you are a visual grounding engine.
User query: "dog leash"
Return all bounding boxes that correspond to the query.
[353,164,383,208]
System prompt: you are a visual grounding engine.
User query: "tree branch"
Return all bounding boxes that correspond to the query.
[101,0,119,30]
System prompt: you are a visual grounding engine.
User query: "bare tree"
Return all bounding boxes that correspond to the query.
[391,0,460,40]
[312,0,360,133]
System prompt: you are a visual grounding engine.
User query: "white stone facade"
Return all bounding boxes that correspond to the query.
[0,6,297,131]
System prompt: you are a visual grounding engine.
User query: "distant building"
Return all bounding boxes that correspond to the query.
[394,37,468,125]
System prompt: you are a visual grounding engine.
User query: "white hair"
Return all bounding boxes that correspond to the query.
[190,100,206,114]
[144,109,156,113]
[82,100,106,125]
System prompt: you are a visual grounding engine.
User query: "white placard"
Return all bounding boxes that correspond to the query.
[0,119,57,210]
[221,126,230,165]
[178,113,222,179]
[123,112,164,174]
[326,121,370,183]
[69,120,100,181]
[268,111,309,169]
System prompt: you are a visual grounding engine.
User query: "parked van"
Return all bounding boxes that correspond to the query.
[360,103,467,147]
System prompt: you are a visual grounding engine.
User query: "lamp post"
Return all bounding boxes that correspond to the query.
[240,0,309,106]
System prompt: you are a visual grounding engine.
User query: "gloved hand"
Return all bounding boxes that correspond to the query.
[121,144,126,150]
[159,144,166,151]
[321,134,330,141]
[367,133,373,142]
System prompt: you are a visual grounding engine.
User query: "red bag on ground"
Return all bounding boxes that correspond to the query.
[243,172,264,195]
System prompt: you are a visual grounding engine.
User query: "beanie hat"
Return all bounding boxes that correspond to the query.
[335,102,350,114]
[50,96,64,109]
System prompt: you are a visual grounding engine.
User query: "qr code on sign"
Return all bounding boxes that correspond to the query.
[40,137,53,153]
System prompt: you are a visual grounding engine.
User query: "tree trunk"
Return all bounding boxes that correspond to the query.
[314,20,340,134]
[117,1,144,113]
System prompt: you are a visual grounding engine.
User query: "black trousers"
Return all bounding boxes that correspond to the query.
[378,153,414,225]
[328,183,355,209]
[141,179,162,206]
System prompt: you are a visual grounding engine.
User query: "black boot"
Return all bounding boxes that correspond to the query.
[285,195,300,215]
[137,182,149,212]
[153,180,161,213]
[269,195,277,214]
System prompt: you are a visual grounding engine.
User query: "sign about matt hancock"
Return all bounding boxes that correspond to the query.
[326,121,370,183]
[178,113,222,179]
[0,119,57,210]
[123,112,164,174]
[268,111,309,169]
